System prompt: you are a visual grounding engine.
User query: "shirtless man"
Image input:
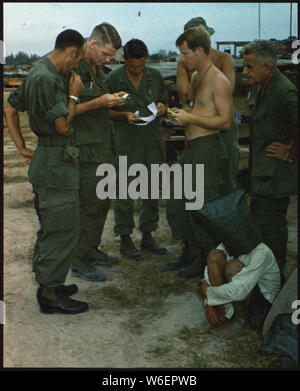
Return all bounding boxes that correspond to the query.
[177,17,235,102]
[177,17,239,196]
[166,26,233,278]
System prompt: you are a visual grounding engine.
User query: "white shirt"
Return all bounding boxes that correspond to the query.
[204,242,281,318]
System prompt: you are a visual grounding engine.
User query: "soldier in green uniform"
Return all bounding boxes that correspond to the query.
[107,39,168,260]
[177,17,240,195]
[167,27,233,278]
[241,40,298,275]
[70,23,127,281]
[4,30,88,314]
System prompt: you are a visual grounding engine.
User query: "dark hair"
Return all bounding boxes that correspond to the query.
[90,23,121,50]
[55,29,85,51]
[176,26,211,55]
[123,39,148,59]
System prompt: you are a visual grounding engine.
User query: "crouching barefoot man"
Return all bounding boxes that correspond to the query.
[198,242,281,338]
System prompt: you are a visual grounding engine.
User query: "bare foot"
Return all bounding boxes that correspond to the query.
[198,320,216,334]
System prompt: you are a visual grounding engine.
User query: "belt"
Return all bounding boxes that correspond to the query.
[38,135,75,147]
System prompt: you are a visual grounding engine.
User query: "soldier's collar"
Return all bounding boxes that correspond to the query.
[120,65,152,82]
[43,57,61,76]
[262,69,280,96]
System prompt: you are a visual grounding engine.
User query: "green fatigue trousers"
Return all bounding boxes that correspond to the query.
[166,134,223,251]
[75,164,111,262]
[32,184,80,288]
[114,136,166,236]
[250,196,290,272]
[219,117,240,195]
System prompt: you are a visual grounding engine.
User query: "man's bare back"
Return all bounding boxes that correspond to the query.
[185,64,231,140]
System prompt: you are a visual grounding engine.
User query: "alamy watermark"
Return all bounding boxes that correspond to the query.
[96,156,204,211]
[291,40,300,64]
[291,300,300,325]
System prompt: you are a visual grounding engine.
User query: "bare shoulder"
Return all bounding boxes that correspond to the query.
[210,66,231,86]
[211,49,234,70]
[208,67,232,99]
[221,51,234,69]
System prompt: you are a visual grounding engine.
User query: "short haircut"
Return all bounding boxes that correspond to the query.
[176,26,211,55]
[90,23,121,50]
[55,29,85,51]
[123,39,148,59]
[241,40,277,69]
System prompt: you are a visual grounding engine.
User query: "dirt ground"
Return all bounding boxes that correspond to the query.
[3,90,298,368]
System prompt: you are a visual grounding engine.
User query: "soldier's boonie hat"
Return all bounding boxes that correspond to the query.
[184,17,215,36]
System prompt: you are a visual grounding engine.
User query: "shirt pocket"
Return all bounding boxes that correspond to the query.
[250,106,274,142]
[79,83,103,103]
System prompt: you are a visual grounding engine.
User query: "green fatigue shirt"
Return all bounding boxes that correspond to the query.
[8,57,79,190]
[248,70,298,198]
[73,58,114,166]
[106,65,167,161]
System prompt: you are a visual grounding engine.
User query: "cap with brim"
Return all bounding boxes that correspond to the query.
[184,17,215,36]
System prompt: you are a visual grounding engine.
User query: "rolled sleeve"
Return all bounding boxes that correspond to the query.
[8,84,26,112]
[37,75,69,124]
[45,101,69,123]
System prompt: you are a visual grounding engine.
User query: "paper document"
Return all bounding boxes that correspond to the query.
[134,102,158,126]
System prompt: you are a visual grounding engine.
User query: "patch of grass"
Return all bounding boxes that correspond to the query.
[3,108,30,129]
[88,250,196,308]
[147,344,173,356]
[183,350,215,368]
[3,175,28,184]
[85,246,197,336]
[220,330,283,368]
[101,285,137,307]
[170,324,284,369]
[3,152,24,161]
[175,325,284,368]
[177,325,200,341]
[4,161,28,169]
[9,199,34,209]
[121,317,143,335]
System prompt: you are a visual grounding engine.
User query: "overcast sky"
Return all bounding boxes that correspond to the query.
[3,2,298,57]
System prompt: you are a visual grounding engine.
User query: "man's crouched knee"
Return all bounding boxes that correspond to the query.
[225,258,244,282]
[207,249,227,267]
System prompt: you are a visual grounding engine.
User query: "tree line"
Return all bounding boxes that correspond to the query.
[5,49,179,66]
[5,51,39,66]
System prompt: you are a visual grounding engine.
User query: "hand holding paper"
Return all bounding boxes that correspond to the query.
[133,102,158,126]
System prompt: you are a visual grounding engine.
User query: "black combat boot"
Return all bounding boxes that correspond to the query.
[87,246,119,267]
[37,286,88,315]
[141,232,167,255]
[120,235,144,261]
[167,244,198,270]
[178,250,208,278]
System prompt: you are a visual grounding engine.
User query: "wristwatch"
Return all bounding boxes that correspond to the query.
[69,95,80,103]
